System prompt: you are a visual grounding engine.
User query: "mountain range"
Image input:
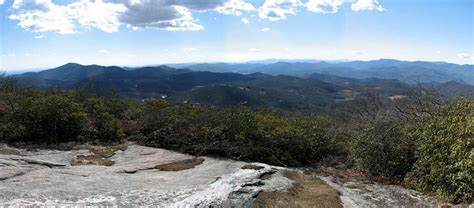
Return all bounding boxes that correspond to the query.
[13,59,474,114]
[182,59,474,85]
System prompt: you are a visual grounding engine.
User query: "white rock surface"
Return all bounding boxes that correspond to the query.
[0,144,293,207]
[319,176,469,208]
[1,144,467,207]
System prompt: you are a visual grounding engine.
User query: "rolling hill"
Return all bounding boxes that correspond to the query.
[13,61,474,114]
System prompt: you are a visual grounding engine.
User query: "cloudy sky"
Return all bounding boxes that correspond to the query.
[0,0,473,71]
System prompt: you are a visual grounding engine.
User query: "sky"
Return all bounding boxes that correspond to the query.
[0,0,473,72]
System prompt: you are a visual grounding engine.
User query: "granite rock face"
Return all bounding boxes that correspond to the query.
[0,144,467,207]
[0,144,292,207]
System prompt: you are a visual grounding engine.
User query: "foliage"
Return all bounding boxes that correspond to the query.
[406,98,474,203]
[350,118,417,178]
[83,97,128,142]
[134,103,341,166]
[1,74,472,203]
[344,93,418,178]
[1,92,87,143]
[0,82,127,144]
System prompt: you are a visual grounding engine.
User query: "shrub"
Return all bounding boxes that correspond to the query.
[221,108,339,166]
[347,93,418,178]
[1,93,87,144]
[136,103,342,167]
[350,119,417,178]
[135,101,225,154]
[0,89,128,145]
[406,98,473,203]
[83,97,127,142]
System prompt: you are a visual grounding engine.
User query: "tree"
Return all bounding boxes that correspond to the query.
[406,98,474,203]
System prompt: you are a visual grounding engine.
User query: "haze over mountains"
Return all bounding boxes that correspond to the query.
[182,59,474,85]
[14,59,474,114]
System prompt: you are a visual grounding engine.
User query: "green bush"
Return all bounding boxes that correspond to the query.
[136,103,341,166]
[351,119,416,178]
[0,90,127,145]
[406,98,473,203]
[135,101,225,154]
[84,97,126,142]
[220,108,339,166]
[1,93,87,144]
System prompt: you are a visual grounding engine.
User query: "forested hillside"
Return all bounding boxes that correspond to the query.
[1,73,472,203]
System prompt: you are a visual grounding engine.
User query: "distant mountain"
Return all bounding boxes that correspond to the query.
[184,59,474,85]
[434,81,474,98]
[244,59,324,64]
[13,61,474,114]
[20,63,191,81]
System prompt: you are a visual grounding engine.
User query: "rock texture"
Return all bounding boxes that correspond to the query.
[0,144,292,207]
[0,143,469,207]
[319,176,471,208]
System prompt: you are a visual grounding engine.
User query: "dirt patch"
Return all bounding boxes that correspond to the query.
[71,144,128,166]
[259,169,277,180]
[74,143,128,157]
[71,155,114,166]
[0,148,20,155]
[316,166,404,186]
[252,171,343,208]
[155,158,205,171]
[242,164,265,170]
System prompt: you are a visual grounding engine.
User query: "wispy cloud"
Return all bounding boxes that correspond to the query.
[6,0,385,34]
[351,0,384,12]
[98,49,111,54]
[2,53,16,57]
[34,34,45,39]
[261,27,270,32]
[457,53,471,59]
[353,50,365,56]
[183,47,199,52]
[306,0,343,14]
[258,0,300,21]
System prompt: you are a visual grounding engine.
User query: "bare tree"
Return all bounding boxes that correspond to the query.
[0,73,22,114]
[393,82,447,124]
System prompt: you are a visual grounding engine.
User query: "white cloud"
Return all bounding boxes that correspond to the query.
[108,0,203,31]
[436,50,441,54]
[457,53,471,59]
[69,0,128,32]
[0,0,5,5]
[215,0,255,16]
[183,47,198,52]
[351,0,384,12]
[6,0,384,34]
[98,49,110,54]
[306,0,343,14]
[261,27,270,32]
[248,48,259,51]
[9,0,127,34]
[110,0,254,31]
[353,50,365,55]
[9,0,77,34]
[34,34,45,39]
[8,0,256,33]
[23,53,30,56]
[258,0,300,21]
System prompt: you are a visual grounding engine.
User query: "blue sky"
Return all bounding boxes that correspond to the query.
[0,0,473,72]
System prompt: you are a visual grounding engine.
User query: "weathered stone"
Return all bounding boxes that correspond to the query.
[0,144,293,207]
